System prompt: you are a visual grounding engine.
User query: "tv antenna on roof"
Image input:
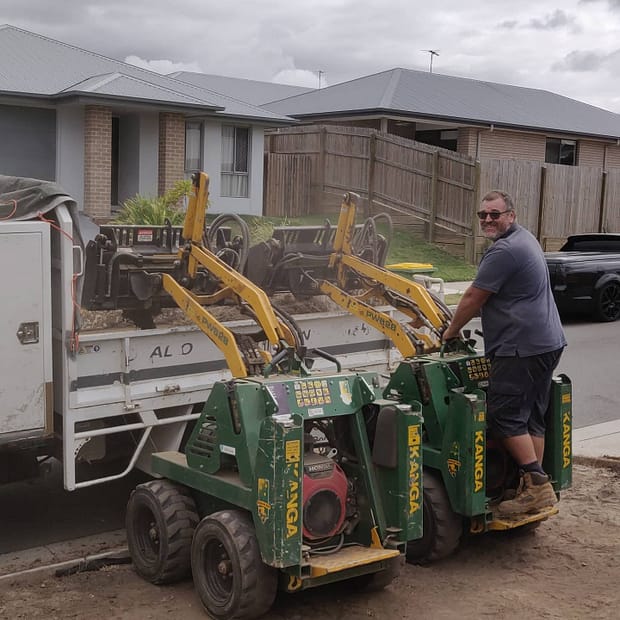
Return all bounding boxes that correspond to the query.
[422,50,440,73]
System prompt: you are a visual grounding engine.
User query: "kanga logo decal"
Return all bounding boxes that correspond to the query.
[447,441,462,477]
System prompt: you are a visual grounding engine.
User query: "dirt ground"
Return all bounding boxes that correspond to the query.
[1,463,618,620]
[80,293,339,331]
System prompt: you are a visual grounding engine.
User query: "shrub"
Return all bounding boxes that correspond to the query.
[114,179,192,225]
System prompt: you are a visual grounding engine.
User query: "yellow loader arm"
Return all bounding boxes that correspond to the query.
[162,172,300,377]
[323,192,452,355]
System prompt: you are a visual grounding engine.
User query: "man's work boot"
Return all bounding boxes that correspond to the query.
[496,472,558,516]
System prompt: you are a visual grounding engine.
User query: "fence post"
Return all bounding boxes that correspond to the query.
[428,150,439,243]
[367,132,377,218]
[315,126,327,213]
[468,160,481,264]
[598,170,608,232]
[536,165,547,242]
[263,152,271,216]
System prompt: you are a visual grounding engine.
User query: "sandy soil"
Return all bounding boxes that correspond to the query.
[80,294,340,331]
[1,464,618,620]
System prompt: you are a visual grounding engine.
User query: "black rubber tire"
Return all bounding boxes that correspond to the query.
[206,213,250,273]
[126,479,199,584]
[406,469,463,564]
[594,281,620,322]
[351,555,403,591]
[191,510,278,620]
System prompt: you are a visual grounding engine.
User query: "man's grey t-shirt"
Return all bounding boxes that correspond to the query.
[473,223,566,357]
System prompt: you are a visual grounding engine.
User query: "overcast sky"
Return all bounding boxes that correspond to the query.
[3,0,620,111]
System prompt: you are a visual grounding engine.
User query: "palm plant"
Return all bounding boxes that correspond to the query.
[114,179,192,225]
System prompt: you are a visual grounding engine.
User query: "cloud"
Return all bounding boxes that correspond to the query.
[552,50,608,72]
[124,55,203,75]
[3,0,620,111]
[271,69,325,88]
[528,9,576,29]
[581,0,620,8]
[498,20,519,29]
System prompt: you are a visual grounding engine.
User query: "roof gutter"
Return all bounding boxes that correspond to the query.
[55,91,225,112]
[288,109,620,142]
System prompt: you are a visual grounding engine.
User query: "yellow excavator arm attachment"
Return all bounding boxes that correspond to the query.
[324,191,451,355]
[319,280,419,357]
[162,172,300,377]
[161,273,248,378]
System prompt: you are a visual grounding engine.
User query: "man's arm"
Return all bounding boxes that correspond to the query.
[442,285,492,340]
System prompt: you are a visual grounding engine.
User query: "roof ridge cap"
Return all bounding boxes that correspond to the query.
[78,72,122,92]
[379,68,402,108]
[61,70,218,105]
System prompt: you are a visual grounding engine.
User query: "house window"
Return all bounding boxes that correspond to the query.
[545,138,577,166]
[221,125,250,197]
[414,129,457,151]
[185,121,202,171]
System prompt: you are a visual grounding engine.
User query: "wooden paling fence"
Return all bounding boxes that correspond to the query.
[264,125,620,262]
[263,153,312,217]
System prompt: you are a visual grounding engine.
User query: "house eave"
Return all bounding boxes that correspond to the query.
[0,90,296,125]
[185,111,298,127]
[288,109,620,142]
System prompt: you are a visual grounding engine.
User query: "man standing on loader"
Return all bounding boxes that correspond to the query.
[442,190,566,515]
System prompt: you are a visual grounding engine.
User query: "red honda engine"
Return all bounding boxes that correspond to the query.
[302,452,348,541]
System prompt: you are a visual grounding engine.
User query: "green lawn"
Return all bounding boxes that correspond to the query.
[385,229,477,282]
[221,214,478,283]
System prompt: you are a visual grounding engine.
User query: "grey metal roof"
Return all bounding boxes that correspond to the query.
[0,25,292,123]
[170,72,312,106]
[63,73,216,107]
[264,67,620,139]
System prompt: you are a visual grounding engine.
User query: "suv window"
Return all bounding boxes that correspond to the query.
[561,236,620,252]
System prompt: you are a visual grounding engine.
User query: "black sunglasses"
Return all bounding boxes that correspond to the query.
[477,210,511,220]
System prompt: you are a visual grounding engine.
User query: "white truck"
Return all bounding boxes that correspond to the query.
[0,175,398,492]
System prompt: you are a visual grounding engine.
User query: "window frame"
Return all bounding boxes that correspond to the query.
[184,120,203,172]
[545,137,577,166]
[221,125,250,198]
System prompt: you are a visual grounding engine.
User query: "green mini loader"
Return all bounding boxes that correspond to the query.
[383,342,572,563]
[241,190,573,564]
[124,174,424,619]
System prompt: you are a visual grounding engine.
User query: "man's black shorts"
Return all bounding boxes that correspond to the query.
[486,348,563,438]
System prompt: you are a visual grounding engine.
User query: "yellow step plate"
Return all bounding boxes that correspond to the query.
[309,546,400,577]
[487,505,559,531]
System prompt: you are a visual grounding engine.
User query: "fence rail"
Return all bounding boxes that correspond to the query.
[264,125,620,261]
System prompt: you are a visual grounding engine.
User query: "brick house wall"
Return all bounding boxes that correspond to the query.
[459,128,620,170]
[477,129,546,160]
[457,127,546,160]
[578,141,605,167]
[84,105,112,220]
[604,144,620,168]
[457,128,478,157]
[158,112,185,195]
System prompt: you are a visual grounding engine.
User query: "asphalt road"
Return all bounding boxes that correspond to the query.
[0,316,616,563]
[556,317,619,428]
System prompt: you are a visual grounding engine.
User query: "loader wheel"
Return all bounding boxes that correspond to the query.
[191,510,278,620]
[126,479,199,584]
[406,469,462,564]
